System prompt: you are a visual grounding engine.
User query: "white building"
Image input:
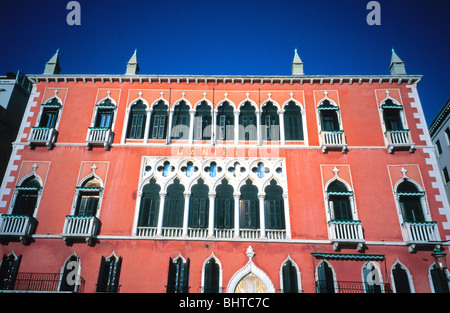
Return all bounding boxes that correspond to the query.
[429,98,450,200]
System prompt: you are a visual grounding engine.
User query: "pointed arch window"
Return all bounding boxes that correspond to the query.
[215,179,234,230]
[150,100,169,139]
[39,97,61,128]
[216,101,234,141]
[281,259,299,293]
[319,100,340,132]
[284,101,303,140]
[138,178,161,228]
[239,102,257,141]
[203,257,220,293]
[0,252,22,290]
[126,100,147,139]
[96,253,122,293]
[264,180,285,230]
[397,181,426,223]
[194,101,212,141]
[316,261,335,293]
[59,254,80,292]
[392,263,412,293]
[362,261,382,293]
[167,256,190,293]
[189,178,209,229]
[261,102,279,141]
[94,98,115,129]
[239,179,259,229]
[171,101,190,140]
[430,264,450,293]
[75,178,102,217]
[382,99,404,131]
[12,176,41,217]
[163,179,185,228]
[327,180,353,221]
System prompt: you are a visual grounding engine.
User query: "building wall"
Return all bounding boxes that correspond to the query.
[0,77,449,293]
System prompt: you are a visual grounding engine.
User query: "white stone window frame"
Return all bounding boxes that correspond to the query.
[200,253,223,293]
[390,259,415,293]
[132,156,290,239]
[121,96,151,144]
[281,97,308,146]
[377,94,410,141]
[88,95,118,131]
[34,95,64,131]
[8,172,44,219]
[392,176,432,226]
[69,173,105,219]
[279,255,302,293]
[322,176,359,223]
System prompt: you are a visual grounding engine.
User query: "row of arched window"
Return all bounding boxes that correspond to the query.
[1,250,448,293]
[32,94,409,150]
[7,168,430,243]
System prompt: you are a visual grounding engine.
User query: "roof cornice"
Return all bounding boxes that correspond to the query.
[27,74,422,86]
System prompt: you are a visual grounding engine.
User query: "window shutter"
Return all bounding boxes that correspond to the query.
[110,256,122,293]
[152,115,160,138]
[181,258,190,293]
[167,258,176,293]
[96,256,107,292]
[158,115,166,138]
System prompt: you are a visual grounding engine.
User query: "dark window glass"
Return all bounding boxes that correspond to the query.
[127,101,147,139]
[0,254,22,290]
[239,102,256,141]
[216,101,234,141]
[138,179,161,227]
[284,101,303,140]
[392,264,411,293]
[163,179,185,227]
[12,177,40,216]
[96,255,122,293]
[215,180,234,229]
[39,108,59,128]
[171,101,190,140]
[189,179,209,228]
[203,258,220,293]
[282,260,298,293]
[397,181,425,223]
[261,102,279,141]
[239,179,259,229]
[167,257,190,293]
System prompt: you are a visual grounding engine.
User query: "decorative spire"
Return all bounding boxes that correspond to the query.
[43,49,61,75]
[389,48,406,75]
[125,49,140,75]
[291,48,304,76]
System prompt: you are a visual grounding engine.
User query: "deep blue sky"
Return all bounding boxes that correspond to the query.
[0,0,448,125]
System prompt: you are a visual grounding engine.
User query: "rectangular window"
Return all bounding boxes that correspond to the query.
[129,114,145,139]
[139,197,160,227]
[216,198,233,229]
[265,200,285,229]
[436,140,443,155]
[76,195,99,216]
[239,199,258,229]
[157,115,166,139]
[445,127,450,144]
[164,199,184,227]
[95,110,113,128]
[39,109,59,128]
[443,167,450,184]
[189,198,208,228]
